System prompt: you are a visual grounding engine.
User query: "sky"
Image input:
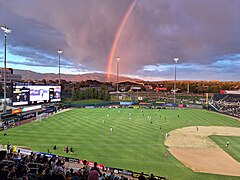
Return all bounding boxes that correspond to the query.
[0,0,240,81]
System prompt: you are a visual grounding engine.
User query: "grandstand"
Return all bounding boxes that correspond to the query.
[209,90,240,118]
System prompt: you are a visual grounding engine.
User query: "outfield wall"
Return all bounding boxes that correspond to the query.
[70,101,203,109]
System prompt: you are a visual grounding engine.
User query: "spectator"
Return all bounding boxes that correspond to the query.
[102,173,107,180]
[88,170,99,180]
[43,168,52,180]
[148,173,155,180]
[65,171,72,180]
[90,162,102,176]
[138,172,146,180]
[109,171,115,180]
[0,162,9,179]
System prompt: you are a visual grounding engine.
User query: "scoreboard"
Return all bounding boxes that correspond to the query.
[13,84,61,106]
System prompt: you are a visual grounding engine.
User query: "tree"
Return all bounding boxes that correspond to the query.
[72,87,81,100]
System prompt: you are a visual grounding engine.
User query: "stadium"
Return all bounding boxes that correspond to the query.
[0,82,239,179]
[1,1,240,180]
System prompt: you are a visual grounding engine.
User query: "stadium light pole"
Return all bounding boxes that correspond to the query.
[116,57,120,93]
[1,25,11,114]
[57,49,63,85]
[173,57,179,104]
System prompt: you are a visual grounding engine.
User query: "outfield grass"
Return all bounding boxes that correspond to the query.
[0,108,239,180]
[210,136,240,162]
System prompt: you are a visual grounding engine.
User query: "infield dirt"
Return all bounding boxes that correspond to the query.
[165,126,240,177]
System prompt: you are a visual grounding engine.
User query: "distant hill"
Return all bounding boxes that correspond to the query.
[13,69,142,82]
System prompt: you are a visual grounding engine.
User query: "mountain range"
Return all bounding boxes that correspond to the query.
[13,69,142,82]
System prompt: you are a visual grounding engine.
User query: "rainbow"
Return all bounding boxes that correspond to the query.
[106,0,137,81]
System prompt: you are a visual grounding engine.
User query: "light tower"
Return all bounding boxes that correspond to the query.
[173,57,179,104]
[1,25,11,113]
[57,49,63,85]
[116,57,120,92]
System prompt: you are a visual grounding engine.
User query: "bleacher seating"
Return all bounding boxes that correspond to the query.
[209,94,240,118]
[0,150,167,180]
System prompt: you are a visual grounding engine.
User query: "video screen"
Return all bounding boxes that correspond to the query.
[29,85,50,102]
[49,86,61,102]
[12,85,61,105]
[12,87,30,106]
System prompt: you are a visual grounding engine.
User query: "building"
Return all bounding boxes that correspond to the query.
[0,68,21,83]
[115,80,144,92]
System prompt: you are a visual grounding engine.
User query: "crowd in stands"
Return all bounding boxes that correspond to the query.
[0,150,165,180]
[0,150,114,180]
[210,94,240,118]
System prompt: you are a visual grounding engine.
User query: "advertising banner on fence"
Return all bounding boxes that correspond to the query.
[79,160,104,170]
[120,102,133,105]
[178,104,184,108]
[104,167,133,176]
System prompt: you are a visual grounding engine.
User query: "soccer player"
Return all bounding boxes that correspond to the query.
[226,140,229,147]
[110,127,113,132]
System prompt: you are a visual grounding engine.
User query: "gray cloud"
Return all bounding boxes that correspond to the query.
[0,0,240,80]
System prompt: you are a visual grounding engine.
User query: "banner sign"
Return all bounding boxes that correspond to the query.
[15,148,33,155]
[120,102,133,105]
[178,104,184,108]
[22,105,42,112]
[12,108,22,114]
[104,167,133,176]
[20,112,36,120]
[79,160,104,170]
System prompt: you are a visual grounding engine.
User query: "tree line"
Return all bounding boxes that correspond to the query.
[71,85,109,101]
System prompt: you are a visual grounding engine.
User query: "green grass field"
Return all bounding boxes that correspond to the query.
[0,108,240,180]
[210,136,240,162]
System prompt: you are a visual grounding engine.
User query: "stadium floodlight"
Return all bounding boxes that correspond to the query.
[173,58,179,105]
[57,49,63,85]
[1,26,11,34]
[116,57,120,93]
[1,25,11,114]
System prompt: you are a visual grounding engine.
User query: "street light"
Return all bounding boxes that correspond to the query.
[116,57,120,93]
[57,49,63,85]
[1,25,11,114]
[173,57,179,104]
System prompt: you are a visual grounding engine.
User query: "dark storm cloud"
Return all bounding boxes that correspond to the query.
[0,0,240,80]
[117,0,240,75]
[0,0,132,71]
